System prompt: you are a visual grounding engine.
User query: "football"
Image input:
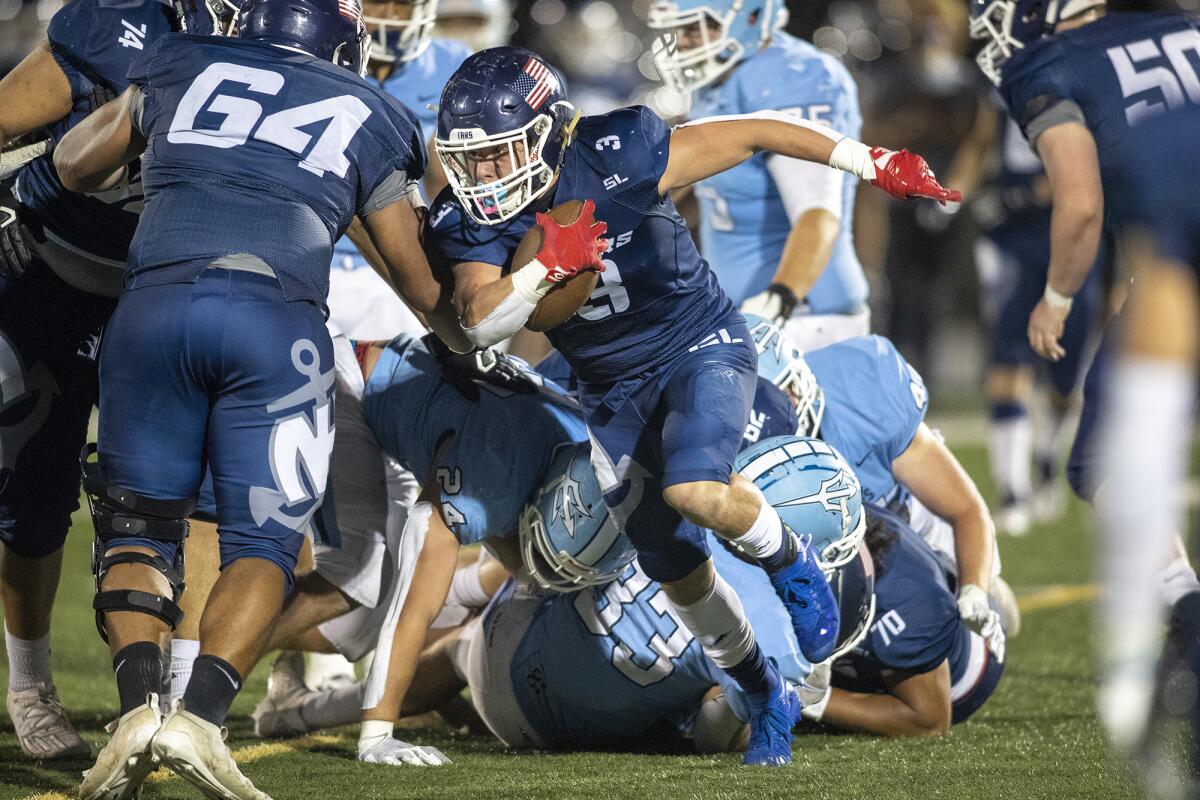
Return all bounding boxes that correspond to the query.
[513,199,601,332]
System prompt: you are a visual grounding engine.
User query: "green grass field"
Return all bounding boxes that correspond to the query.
[0,445,1149,800]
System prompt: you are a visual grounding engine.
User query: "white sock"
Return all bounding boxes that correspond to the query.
[670,574,756,670]
[5,629,51,692]
[1033,400,1075,478]
[169,638,200,704]
[729,494,784,561]
[1159,558,1200,609]
[1099,358,1193,669]
[301,683,366,730]
[988,413,1032,503]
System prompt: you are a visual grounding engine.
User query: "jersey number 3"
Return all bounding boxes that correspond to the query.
[167,62,371,179]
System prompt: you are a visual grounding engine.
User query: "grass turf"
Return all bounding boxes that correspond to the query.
[0,446,1146,799]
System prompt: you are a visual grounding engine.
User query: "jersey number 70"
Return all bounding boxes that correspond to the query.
[167,62,372,179]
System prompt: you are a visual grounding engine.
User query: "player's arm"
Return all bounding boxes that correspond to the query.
[0,42,72,150]
[1028,122,1104,361]
[422,134,449,199]
[447,200,607,349]
[740,156,842,322]
[53,86,145,194]
[357,481,457,766]
[660,111,960,204]
[818,661,952,737]
[892,424,994,595]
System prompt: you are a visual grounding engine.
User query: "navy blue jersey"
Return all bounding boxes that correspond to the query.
[985,110,1051,236]
[126,34,426,305]
[834,507,998,716]
[1114,107,1200,267]
[15,0,176,264]
[425,106,735,385]
[999,13,1200,212]
[743,378,799,450]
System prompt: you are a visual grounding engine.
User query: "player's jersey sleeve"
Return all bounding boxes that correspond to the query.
[1000,40,1084,146]
[50,0,171,98]
[572,105,671,211]
[355,95,427,218]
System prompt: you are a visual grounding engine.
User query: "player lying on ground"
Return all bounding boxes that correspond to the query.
[51,0,449,795]
[0,0,239,760]
[254,438,869,752]
[424,44,959,766]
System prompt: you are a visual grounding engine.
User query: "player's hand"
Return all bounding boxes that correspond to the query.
[1027,297,1069,361]
[534,198,608,283]
[868,148,962,205]
[957,583,998,635]
[0,184,32,280]
[740,283,798,326]
[798,659,832,722]
[358,736,451,766]
[423,332,540,401]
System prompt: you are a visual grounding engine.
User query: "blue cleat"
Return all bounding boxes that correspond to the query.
[767,528,840,663]
[742,663,801,767]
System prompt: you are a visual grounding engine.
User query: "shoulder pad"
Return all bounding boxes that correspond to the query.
[50,0,174,90]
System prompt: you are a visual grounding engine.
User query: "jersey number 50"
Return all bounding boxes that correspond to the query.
[167,62,371,179]
[1107,29,1200,126]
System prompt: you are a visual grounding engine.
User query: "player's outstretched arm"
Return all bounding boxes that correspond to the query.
[361,200,444,316]
[815,662,952,737]
[0,42,71,153]
[892,424,996,601]
[54,86,146,194]
[1029,123,1104,362]
[660,111,961,205]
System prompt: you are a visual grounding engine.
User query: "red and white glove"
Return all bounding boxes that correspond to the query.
[513,198,608,302]
[828,139,962,205]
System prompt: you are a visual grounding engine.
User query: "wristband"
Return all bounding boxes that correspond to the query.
[1043,284,1074,313]
[827,138,876,181]
[510,257,553,304]
[358,719,395,753]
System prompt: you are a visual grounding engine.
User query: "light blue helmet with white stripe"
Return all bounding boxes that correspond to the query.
[743,313,824,438]
[520,443,636,593]
[734,435,865,570]
[646,0,777,93]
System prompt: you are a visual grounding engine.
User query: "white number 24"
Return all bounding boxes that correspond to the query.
[1107,29,1200,126]
[167,62,371,179]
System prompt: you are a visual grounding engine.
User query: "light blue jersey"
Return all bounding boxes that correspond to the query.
[806,336,927,508]
[688,32,868,314]
[362,335,587,544]
[508,534,807,748]
[330,38,470,272]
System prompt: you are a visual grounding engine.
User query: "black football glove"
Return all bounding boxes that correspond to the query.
[739,282,798,326]
[0,183,32,281]
[422,332,540,401]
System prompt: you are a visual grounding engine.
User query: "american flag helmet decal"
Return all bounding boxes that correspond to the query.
[514,56,555,110]
[337,0,364,25]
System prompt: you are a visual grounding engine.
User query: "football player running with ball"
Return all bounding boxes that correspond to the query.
[423,46,958,765]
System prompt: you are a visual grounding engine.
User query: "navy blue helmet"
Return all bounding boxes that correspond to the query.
[174,0,244,34]
[238,0,372,76]
[970,0,1105,84]
[829,539,876,660]
[435,46,576,225]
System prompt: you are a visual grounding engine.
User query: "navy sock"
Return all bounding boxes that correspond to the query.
[113,642,164,716]
[761,530,799,574]
[182,655,242,726]
[723,643,776,697]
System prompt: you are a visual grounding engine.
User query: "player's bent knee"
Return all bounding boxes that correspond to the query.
[662,481,725,523]
[82,444,192,641]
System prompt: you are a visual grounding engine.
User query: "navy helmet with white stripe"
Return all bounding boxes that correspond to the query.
[435,46,575,225]
[238,0,371,76]
[520,442,636,593]
[734,435,865,571]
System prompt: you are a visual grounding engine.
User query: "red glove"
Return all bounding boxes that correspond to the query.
[869,148,963,205]
[535,199,608,284]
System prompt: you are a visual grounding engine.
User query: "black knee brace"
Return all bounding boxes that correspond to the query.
[81,444,194,642]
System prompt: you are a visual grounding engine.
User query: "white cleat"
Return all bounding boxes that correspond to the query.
[78,695,162,800]
[995,502,1031,537]
[1032,481,1066,524]
[6,682,90,760]
[251,652,312,738]
[990,576,1022,639]
[152,703,272,800]
[304,652,357,693]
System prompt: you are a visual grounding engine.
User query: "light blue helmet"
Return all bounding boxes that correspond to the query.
[830,540,876,659]
[734,435,865,570]
[519,443,637,592]
[743,313,824,438]
[646,0,777,93]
